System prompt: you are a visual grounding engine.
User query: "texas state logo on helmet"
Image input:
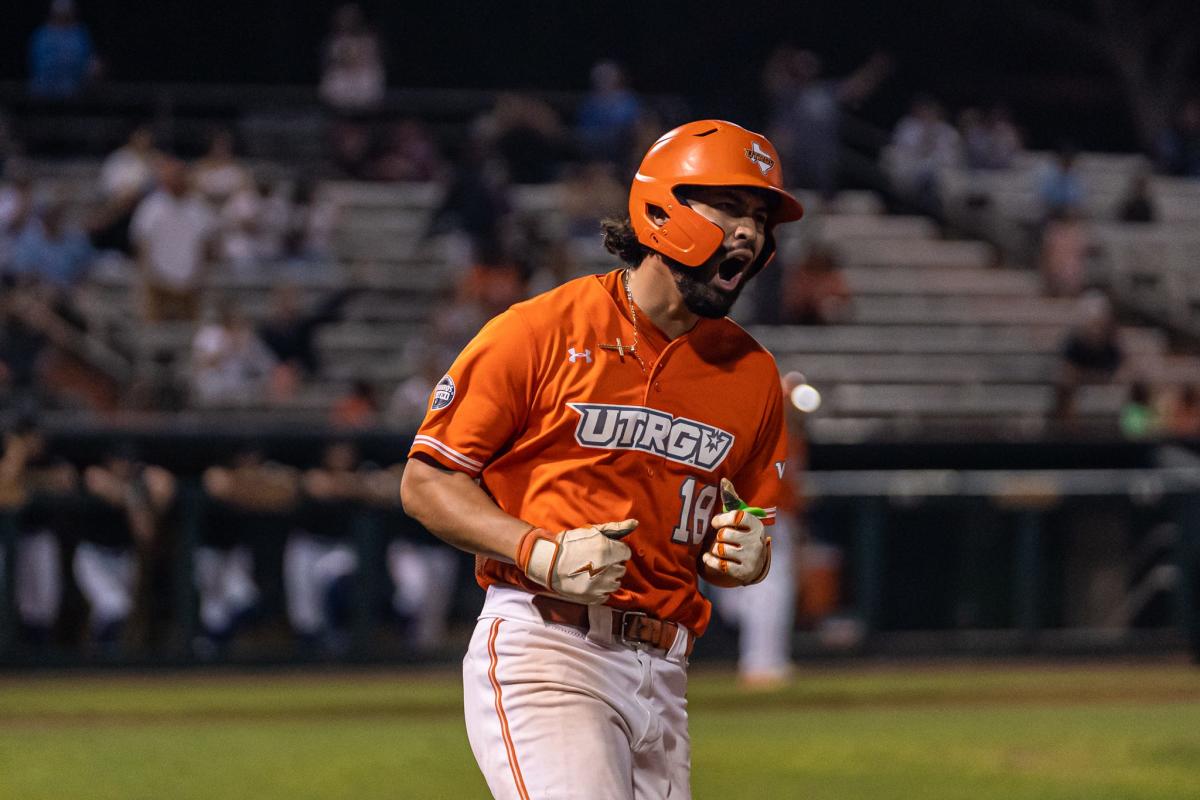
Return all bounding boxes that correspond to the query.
[629,119,805,273]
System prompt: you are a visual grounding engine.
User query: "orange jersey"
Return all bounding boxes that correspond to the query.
[409,269,787,636]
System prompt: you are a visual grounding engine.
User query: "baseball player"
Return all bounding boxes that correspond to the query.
[401,119,803,799]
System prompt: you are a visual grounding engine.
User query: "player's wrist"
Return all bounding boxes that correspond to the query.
[515,526,559,588]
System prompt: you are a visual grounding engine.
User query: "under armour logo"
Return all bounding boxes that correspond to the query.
[567,347,592,364]
[745,141,775,175]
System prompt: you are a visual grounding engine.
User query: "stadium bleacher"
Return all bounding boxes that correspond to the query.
[14,149,1194,440]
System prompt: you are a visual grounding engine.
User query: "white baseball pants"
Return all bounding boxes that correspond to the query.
[283,533,357,636]
[194,545,259,635]
[72,542,136,630]
[15,530,62,628]
[463,586,692,800]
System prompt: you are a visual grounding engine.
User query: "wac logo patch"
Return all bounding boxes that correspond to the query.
[568,403,735,471]
[430,375,456,411]
[745,141,775,175]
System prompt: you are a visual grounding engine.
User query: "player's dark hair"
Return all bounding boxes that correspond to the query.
[600,217,650,267]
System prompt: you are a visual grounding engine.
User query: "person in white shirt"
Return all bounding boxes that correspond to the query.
[190,301,277,406]
[99,125,161,202]
[130,159,216,322]
[193,128,251,208]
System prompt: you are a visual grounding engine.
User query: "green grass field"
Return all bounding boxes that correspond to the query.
[2,662,1199,799]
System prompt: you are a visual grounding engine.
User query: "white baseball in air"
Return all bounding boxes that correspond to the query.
[790,382,821,413]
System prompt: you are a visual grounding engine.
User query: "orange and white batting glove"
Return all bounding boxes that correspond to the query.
[701,480,771,588]
[516,519,638,605]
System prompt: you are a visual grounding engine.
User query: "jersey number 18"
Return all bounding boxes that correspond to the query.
[671,477,718,545]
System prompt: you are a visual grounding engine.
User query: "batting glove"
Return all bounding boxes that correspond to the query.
[701,479,771,587]
[516,519,638,605]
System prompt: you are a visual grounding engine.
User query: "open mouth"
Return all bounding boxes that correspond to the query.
[713,252,752,290]
[718,257,744,280]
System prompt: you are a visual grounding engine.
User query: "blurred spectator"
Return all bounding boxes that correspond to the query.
[282,176,338,262]
[0,170,36,271]
[3,280,119,412]
[1156,98,1200,178]
[75,444,175,650]
[960,106,1022,170]
[190,301,278,406]
[457,237,526,318]
[1116,173,1157,223]
[1165,385,1200,437]
[1039,209,1089,297]
[765,47,890,197]
[258,284,357,379]
[576,60,641,167]
[889,95,961,212]
[428,138,512,259]
[1054,292,1123,422]
[562,161,625,240]
[485,93,571,184]
[220,177,290,270]
[91,124,163,255]
[386,341,446,429]
[1119,381,1160,439]
[197,446,299,652]
[330,379,380,428]
[369,120,442,182]
[27,0,100,98]
[1037,146,1085,219]
[130,158,217,322]
[284,441,365,651]
[1062,292,1123,378]
[193,128,251,208]
[125,349,188,413]
[0,278,50,401]
[0,418,76,643]
[328,119,373,179]
[10,199,95,289]
[782,246,852,324]
[99,124,161,201]
[318,3,385,112]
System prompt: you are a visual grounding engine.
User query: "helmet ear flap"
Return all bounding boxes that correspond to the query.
[640,198,724,268]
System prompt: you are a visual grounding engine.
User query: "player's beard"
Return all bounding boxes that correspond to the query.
[665,258,747,319]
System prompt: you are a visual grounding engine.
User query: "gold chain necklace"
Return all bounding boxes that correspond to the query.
[621,269,648,374]
[600,269,648,373]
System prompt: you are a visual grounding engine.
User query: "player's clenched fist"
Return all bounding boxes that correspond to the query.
[516,520,638,604]
[701,480,771,587]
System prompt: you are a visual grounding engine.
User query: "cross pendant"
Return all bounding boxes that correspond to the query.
[599,338,635,360]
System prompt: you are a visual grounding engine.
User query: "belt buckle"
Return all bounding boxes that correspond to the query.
[619,610,649,649]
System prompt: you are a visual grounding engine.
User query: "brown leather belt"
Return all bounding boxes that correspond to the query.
[532,595,695,657]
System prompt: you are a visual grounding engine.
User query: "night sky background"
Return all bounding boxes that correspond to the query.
[2,0,1197,150]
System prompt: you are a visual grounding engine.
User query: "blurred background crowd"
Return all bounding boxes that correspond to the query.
[1,0,1199,665]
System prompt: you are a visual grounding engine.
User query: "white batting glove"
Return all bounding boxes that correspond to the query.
[516,519,638,605]
[701,480,771,587]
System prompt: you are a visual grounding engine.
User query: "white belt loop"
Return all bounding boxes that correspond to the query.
[586,604,617,647]
[665,625,689,663]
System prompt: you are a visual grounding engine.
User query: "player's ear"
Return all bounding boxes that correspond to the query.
[647,204,668,226]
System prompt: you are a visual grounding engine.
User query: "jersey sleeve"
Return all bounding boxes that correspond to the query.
[408,308,538,477]
[729,384,788,527]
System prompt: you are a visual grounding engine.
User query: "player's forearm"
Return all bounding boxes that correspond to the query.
[399,457,532,563]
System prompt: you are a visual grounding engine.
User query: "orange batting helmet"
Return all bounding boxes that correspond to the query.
[629,119,804,271]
